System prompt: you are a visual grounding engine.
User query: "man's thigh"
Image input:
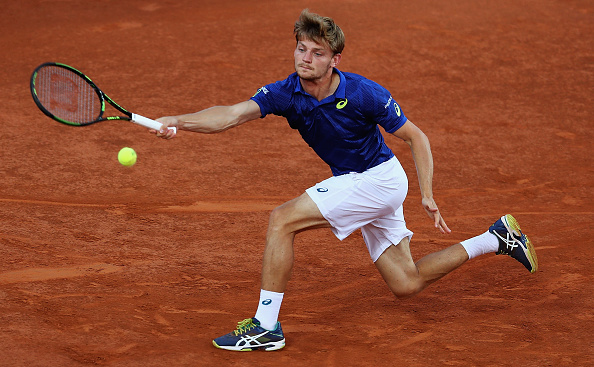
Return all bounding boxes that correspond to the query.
[373,237,420,294]
[361,205,413,262]
[271,192,332,233]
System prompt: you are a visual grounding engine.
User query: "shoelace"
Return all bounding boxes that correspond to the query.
[233,318,257,336]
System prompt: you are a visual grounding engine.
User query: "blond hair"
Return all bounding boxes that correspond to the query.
[294,9,345,54]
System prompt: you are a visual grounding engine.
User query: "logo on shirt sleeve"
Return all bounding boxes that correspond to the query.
[253,86,269,97]
[393,102,401,117]
[384,96,401,117]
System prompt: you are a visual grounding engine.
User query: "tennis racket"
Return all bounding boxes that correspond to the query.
[30,62,175,133]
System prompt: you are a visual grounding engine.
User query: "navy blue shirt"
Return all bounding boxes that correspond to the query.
[250,68,407,176]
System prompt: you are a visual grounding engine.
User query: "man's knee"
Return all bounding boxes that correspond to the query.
[388,282,423,299]
[268,205,290,232]
[375,241,425,298]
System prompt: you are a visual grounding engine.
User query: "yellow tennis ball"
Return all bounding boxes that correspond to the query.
[118,147,137,166]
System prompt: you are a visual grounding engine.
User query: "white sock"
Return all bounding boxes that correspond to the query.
[460,231,500,260]
[254,289,284,331]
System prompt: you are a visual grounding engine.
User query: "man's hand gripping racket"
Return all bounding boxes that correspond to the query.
[30,62,175,135]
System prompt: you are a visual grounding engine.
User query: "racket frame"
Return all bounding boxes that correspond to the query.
[30,62,171,132]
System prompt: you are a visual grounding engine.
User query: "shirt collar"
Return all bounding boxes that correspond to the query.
[295,68,346,101]
[334,68,346,99]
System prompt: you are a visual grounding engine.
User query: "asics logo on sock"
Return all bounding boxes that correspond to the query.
[262,299,272,305]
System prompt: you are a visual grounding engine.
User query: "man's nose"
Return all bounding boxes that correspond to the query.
[302,51,312,62]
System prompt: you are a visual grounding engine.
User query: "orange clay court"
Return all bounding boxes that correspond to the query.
[0,0,592,366]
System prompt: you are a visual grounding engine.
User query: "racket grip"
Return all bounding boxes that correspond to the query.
[131,113,177,134]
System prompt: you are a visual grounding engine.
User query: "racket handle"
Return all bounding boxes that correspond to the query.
[131,113,177,134]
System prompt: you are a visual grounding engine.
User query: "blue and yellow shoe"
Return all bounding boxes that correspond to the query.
[212,317,285,351]
[489,214,538,273]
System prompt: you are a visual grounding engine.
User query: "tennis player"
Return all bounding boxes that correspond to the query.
[153,9,538,351]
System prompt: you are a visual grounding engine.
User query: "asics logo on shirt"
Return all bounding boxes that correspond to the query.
[253,86,269,97]
[336,99,348,109]
[394,102,401,116]
[384,96,402,116]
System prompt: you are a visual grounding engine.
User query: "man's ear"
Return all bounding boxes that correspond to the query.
[332,53,342,67]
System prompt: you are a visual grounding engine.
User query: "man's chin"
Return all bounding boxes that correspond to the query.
[296,70,317,81]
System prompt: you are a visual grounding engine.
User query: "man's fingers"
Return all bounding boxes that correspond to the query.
[438,216,451,234]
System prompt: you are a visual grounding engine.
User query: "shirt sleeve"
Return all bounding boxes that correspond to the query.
[361,80,407,134]
[250,75,294,118]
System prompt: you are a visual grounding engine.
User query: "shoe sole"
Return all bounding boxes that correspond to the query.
[212,339,286,352]
[504,214,538,273]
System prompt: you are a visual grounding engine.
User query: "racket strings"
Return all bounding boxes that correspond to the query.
[35,66,102,125]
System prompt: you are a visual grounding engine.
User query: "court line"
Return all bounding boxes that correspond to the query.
[0,263,124,284]
[0,198,107,208]
[1,197,592,215]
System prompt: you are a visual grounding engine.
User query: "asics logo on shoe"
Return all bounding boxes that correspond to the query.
[213,318,286,351]
[317,187,328,192]
[490,214,538,273]
[238,331,270,345]
[493,231,520,250]
[262,299,272,305]
[500,218,527,250]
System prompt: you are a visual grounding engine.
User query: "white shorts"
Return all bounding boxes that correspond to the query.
[306,157,414,262]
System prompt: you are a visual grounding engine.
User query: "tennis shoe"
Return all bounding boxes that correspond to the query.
[212,317,285,351]
[489,214,538,273]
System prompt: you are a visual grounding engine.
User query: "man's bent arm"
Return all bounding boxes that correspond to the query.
[391,120,450,233]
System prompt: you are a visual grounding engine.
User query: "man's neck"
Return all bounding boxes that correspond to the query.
[300,70,340,102]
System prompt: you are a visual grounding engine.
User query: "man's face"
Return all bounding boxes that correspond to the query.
[294,38,340,81]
